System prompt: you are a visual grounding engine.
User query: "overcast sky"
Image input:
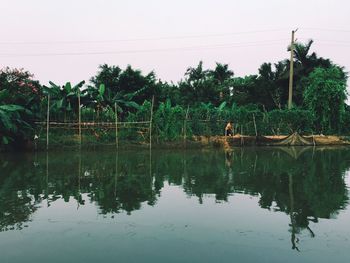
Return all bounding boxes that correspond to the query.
[0,0,349,87]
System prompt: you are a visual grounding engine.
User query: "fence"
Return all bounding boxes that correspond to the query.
[35,96,317,150]
[36,95,155,150]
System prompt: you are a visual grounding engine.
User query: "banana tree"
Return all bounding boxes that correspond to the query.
[43,81,85,121]
[82,83,142,121]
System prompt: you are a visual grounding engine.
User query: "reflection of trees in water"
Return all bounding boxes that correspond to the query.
[0,151,157,231]
[180,151,233,203]
[229,147,349,250]
[0,154,40,232]
[0,147,349,247]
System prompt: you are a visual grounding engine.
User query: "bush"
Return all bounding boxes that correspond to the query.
[267,108,314,135]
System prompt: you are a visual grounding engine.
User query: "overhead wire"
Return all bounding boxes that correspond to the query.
[0,28,288,45]
[1,27,350,57]
[301,27,350,33]
[0,39,289,58]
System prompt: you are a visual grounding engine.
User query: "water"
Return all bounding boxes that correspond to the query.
[0,147,350,263]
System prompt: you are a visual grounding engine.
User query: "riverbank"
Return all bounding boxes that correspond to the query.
[206,134,350,150]
[13,133,347,152]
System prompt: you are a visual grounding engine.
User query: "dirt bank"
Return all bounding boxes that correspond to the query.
[193,134,350,150]
[10,134,350,152]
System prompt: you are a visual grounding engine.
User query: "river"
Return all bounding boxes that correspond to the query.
[1,147,350,262]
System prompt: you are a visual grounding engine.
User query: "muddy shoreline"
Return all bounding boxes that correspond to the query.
[9,134,348,152]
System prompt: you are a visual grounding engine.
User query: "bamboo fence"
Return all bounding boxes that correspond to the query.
[39,95,155,150]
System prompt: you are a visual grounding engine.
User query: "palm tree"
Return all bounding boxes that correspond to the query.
[210,63,234,84]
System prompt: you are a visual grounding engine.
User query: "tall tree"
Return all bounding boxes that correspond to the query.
[179,61,232,106]
[304,66,347,133]
[90,64,158,107]
[0,67,41,116]
[291,40,332,106]
[209,63,234,102]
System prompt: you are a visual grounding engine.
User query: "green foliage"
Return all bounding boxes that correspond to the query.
[90,64,157,106]
[43,81,85,121]
[153,100,186,141]
[178,61,234,106]
[304,66,347,133]
[0,104,32,147]
[0,67,42,118]
[267,108,314,134]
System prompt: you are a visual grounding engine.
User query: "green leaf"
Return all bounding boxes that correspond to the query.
[56,99,64,109]
[99,84,105,97]
[218,101,227,111]
[0,111,12,130]
[73,80,86,90]
[124,101,140,110]
[0,104,25,112]
[2,136,9,145]
[65,82,72,92]
[0,90,9,101]
[48,81,60,89]
[165,99,171,109]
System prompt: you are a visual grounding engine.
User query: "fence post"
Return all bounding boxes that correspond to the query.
[184,105,189,146]
[253,114,258,137]
[149,96,155,149]
[115,102,118,148]
[114,151,118,197]
[46,95,50,151]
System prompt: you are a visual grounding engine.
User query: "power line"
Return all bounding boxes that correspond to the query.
[301,27,350,33]
[296,38,350,47]
[0,39,288,58]
[2,27,350,46]
[0,29,288,45]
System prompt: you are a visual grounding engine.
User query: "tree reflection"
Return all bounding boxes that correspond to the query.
[227,147,349,250]
[0,147,349,251]
[0,154,40,232]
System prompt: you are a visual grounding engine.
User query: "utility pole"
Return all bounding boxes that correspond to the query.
[288,29,298,109]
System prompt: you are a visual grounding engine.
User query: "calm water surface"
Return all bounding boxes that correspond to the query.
[1,147,350,263]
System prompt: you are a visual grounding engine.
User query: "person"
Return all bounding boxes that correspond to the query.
[225,121,233,136]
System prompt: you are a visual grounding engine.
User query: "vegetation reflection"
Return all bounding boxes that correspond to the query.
[0,148,349,250]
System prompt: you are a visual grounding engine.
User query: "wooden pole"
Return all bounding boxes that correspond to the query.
[115,102,118,148]
[184,105,189,145]
[253,114,258,137]
[78,91,82,146]
[288,29,297,109]
[46,151,49,207]
[149,96,155,149]
[78,153,81,209]
[46,95,50,151]
[149,142,152,188]
[114,151,118,197]
[289,172,299,251]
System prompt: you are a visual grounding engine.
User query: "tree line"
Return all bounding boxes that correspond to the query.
[0,39,348,148]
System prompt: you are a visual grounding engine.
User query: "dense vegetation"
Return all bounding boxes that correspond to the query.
[0,40,348,149]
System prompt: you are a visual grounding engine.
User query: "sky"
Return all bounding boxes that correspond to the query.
[0,0,349,88]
